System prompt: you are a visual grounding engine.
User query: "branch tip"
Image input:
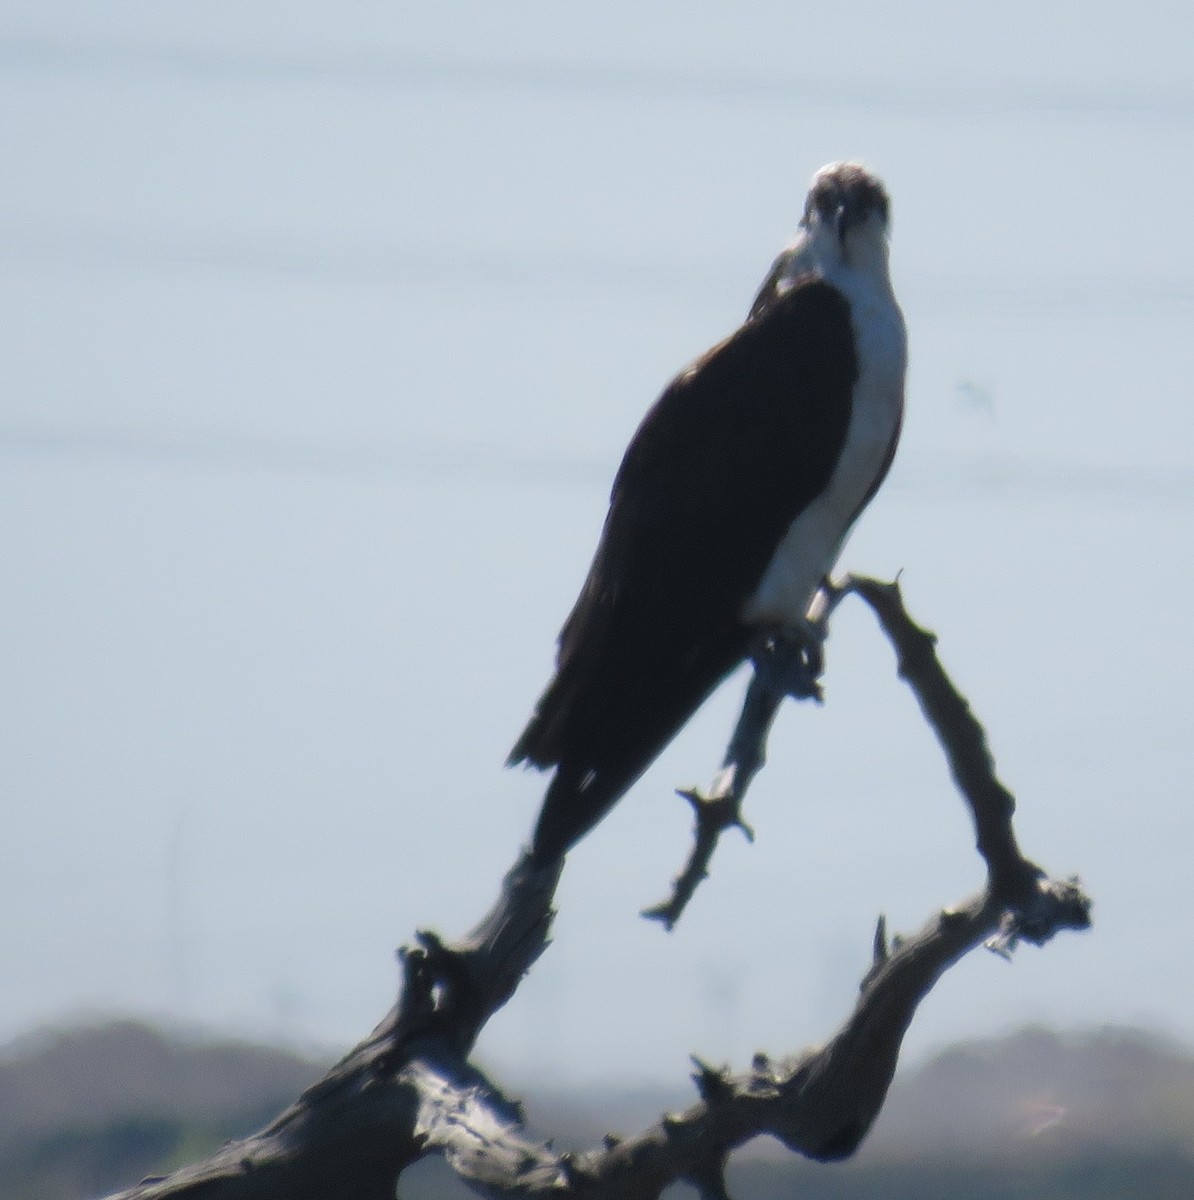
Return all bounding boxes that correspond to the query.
[691,1056,733,1104]
[872,914,888,967]
[639,903,679,930]
[661,1112,686,1136]
[416,929,446,955]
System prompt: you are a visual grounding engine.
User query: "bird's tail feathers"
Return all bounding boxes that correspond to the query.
[507,655,590,770]
[508,703,564,772]
[529,765,620,865]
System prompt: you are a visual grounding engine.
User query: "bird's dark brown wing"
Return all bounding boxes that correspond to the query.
[510,278,858,858]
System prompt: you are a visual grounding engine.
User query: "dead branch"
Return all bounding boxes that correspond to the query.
[644,628,816,929]
[102,577,1089,1200]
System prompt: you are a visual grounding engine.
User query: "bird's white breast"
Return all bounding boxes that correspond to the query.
[743,266,906,630]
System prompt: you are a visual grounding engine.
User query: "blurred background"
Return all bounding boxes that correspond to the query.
[1,2,1192,1175]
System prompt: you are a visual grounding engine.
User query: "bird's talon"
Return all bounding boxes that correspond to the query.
[750,628,826,701]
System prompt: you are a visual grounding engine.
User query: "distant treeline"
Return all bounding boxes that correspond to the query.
[2,1020,1193,1200]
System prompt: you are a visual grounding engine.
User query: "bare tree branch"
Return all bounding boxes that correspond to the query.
[102,577,1090,1200]
[644,628,822,929]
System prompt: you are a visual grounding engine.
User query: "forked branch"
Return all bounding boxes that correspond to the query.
[103,578,1089,1200]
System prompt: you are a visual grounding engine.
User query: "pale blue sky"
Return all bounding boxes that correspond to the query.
[1,2,1192,1089]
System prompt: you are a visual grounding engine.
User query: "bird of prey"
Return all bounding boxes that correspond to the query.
[510,161,907,864]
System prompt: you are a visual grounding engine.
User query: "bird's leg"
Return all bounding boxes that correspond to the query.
[712,613,830,802]
[643,589,837,929]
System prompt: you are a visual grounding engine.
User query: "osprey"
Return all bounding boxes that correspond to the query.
[511,162,906,864]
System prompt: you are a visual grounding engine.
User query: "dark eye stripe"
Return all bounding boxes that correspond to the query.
[802,165,890,227]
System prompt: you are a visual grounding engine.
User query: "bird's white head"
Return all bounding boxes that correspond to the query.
[749,160,897,320]
[800,161,892,275]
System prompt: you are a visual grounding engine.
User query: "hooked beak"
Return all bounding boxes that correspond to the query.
[834,203,849,245]
[835,190,871,245]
